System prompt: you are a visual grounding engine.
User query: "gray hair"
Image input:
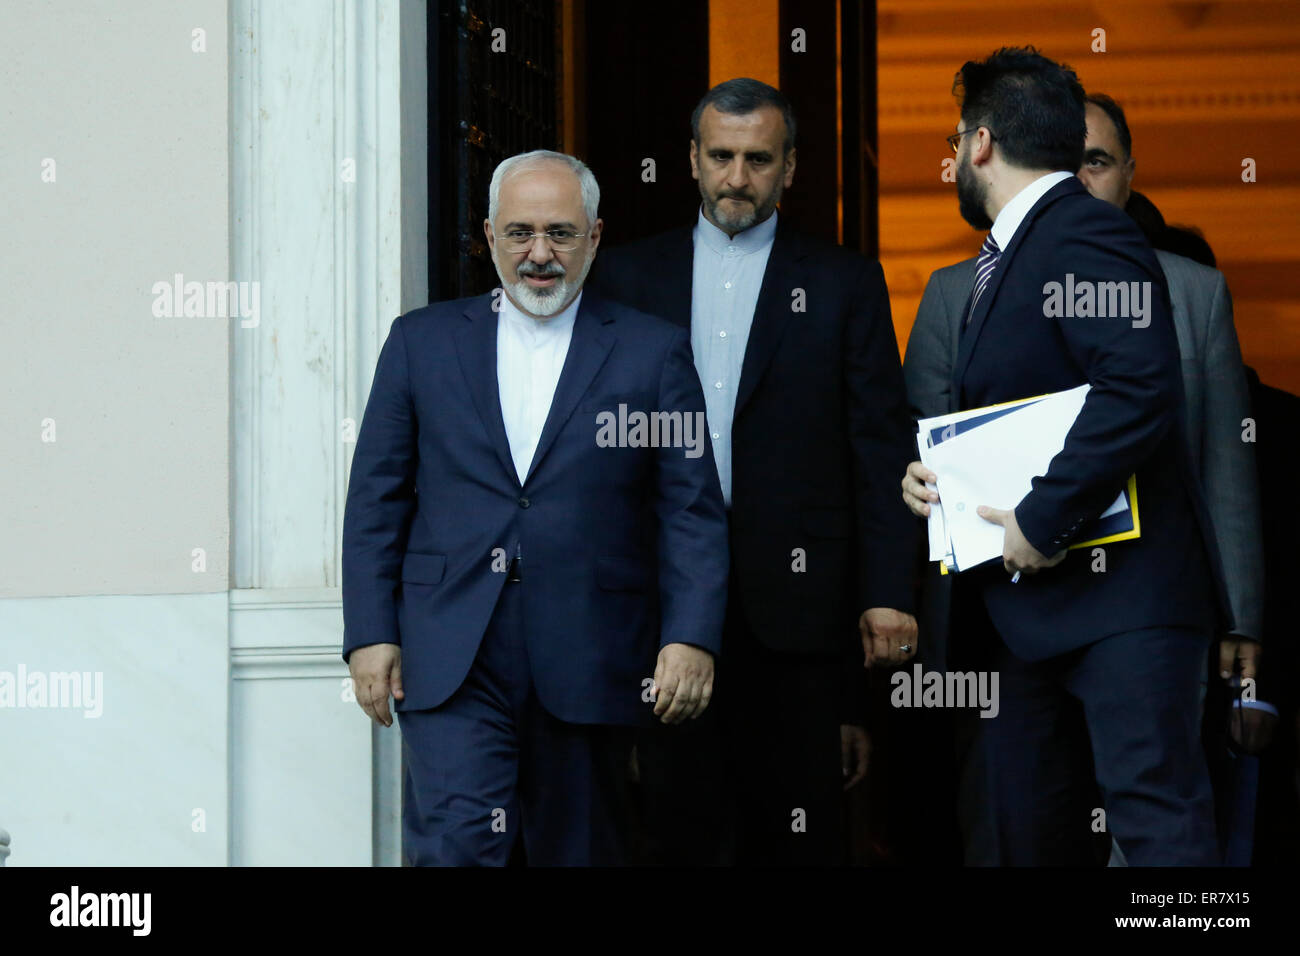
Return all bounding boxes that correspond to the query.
[488,150,600,228]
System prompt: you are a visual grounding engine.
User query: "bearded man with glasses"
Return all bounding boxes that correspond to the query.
[341,149,729,865]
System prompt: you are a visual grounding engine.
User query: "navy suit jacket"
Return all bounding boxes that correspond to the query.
[340,289,730,726]
[954,176,1232,659]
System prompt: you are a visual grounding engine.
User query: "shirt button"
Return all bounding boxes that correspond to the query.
[518,497,530,509]
[724,281,732,289]
[719,330,727,338]
[712,432,720,440]
[714,381,723,389]
[727,246,735,253]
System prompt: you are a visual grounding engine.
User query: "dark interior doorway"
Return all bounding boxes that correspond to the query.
[430,0,879,300]
[424,0,893,866]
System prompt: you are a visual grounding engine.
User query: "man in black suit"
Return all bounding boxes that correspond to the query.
[900,48,1229,865]
[592,78,920,865]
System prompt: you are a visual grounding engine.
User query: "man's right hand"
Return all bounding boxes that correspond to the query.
[349,642,404,727]
[901,460,939,518]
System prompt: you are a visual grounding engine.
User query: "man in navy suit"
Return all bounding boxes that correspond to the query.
[341,150,729,866]
[900,48,1229,864]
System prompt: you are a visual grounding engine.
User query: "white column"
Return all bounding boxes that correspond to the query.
[228,0,426,866]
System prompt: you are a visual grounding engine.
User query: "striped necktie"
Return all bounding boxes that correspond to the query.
[966,233,1001,326]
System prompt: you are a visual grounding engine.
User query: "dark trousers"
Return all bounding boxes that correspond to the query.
[953,585,1219,866]
[636,588,844,865]
[397,577,634,866]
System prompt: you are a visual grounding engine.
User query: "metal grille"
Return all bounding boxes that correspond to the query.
[438,0,560,299]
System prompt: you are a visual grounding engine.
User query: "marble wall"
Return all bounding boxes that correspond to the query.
[1,0,426,866]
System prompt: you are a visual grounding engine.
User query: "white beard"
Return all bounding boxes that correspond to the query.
[494,249,595,318]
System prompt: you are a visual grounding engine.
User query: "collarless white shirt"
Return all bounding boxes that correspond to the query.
[690,206,778,505]
[989,170,1075,252]
[497,290,581,485]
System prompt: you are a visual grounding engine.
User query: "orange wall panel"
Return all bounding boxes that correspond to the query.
[709,0,781,89]
[877,0,1300,392]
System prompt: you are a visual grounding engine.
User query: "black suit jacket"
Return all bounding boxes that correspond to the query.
[591,221,921,672]
[954,176,1232,658]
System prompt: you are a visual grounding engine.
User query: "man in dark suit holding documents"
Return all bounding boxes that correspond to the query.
[900,48,1229,865]
[903,90,1264,864]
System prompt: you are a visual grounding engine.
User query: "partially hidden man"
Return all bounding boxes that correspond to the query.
[341,150,729,866]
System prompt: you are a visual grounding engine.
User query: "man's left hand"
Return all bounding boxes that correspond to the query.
[860,607,918,668]
[841,724,870,790]
[977,505,1067,576]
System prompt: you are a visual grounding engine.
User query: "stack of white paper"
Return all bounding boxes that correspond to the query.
[917,384,1131,572]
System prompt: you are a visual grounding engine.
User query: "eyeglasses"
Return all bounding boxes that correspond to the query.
[495,229,588,253]
[946,127,997,153]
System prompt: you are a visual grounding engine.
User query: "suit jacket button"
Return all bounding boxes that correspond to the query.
[518,496,530,509]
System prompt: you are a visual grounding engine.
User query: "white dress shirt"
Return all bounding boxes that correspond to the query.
[690,207,778,505]
[989,170,1075,252]
[497,290,581,485]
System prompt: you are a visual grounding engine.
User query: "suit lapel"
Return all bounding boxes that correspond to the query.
[735,225,807,418]
[947,261,975,414]
[453,294,519,487]
[523,292,615,486]
[951,245,1012,398]
[454,295,520,489]
[658,229,694,330]
[951,177,1085,399]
